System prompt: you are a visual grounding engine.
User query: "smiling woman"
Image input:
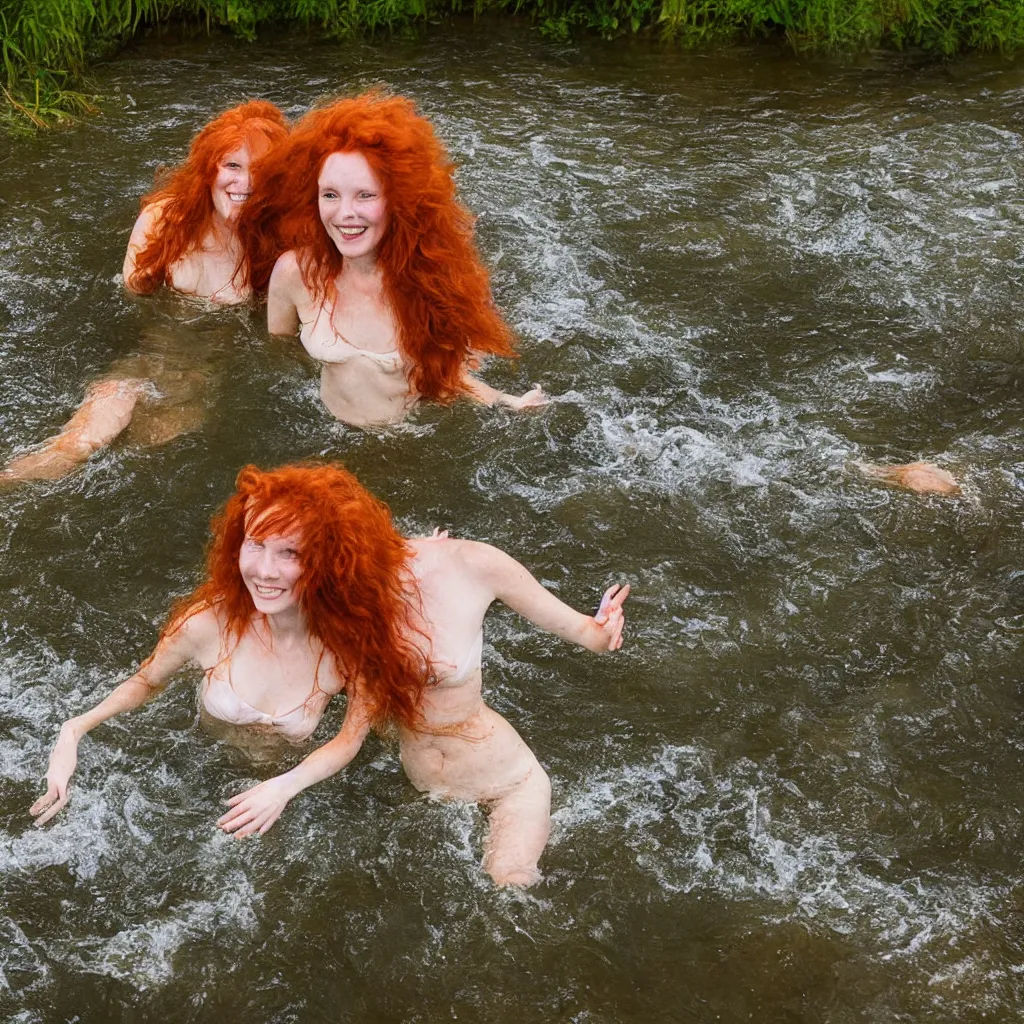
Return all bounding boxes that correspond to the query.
[1,100,289,483]
[239,90,547,427]
[30,461,628,885]
[123,99,289,303]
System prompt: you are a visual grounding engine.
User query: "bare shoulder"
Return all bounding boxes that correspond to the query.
[443,538,515,581]
[164,603,222,656]
[270,249,304,291]
[130,198,170,240]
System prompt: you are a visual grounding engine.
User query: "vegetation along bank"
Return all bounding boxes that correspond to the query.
[3,0,1023,128]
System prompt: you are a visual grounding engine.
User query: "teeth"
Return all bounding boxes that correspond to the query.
[338,226,366,236]
[227,193,249,203]
[254,585,283,597]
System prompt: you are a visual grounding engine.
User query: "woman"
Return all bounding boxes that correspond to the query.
[123,98,288,303]
[2,101,289,482]
[32,463,629,887]
[240,92,546,427]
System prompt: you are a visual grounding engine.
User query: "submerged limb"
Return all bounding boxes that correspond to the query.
[2,378,147,482]
[481,765,552,887]
[852,460,961,496]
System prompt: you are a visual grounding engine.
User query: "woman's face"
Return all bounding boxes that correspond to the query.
[238,525,304,617]
[210,144,253,224]
[317,151,387,261]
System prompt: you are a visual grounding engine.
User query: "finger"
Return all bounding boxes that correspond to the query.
[604,615,623,650]
[234,811,271,838]
[609,583,631,611]
[217,803,255,829]
[29,784,58,816]
[609,617,625,650]
[595,584,620,623]
[220,812,257,834]
[33,794,69,827]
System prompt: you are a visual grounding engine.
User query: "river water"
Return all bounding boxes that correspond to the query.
[1,20,1023,1023]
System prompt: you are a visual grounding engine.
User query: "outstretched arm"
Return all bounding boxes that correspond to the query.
[461,370,548,412]
[29,608,212,826]
[472,542,629,652]
[216,684,374,838]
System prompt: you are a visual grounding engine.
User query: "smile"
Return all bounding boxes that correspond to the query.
[336,226,367,237]
[227,192,250,203]
[253,584,284,598]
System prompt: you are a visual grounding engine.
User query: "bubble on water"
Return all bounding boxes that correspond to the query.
[64,867,259,990]
[553,743,1007,971]
[0,917,49,995]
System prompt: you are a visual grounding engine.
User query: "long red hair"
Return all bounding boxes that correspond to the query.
[164,462,430,729]
[128,100,289,295]
[238,90,517,402]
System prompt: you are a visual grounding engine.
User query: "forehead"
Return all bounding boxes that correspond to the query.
[218,144,250,165]
[243,504,302,545]
[318,151,381,190]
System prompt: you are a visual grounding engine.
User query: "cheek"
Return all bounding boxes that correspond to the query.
[318,201,332,227]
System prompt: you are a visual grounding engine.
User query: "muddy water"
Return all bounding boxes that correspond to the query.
[1,21,1023,1022]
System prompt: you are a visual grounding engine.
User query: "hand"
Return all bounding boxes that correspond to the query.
[506,385,548,411]
[30,723,80,826]
[593,583,630,651]
[217,774,300,838]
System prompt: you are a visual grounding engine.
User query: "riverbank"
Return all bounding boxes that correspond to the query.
[3,0,1023,129]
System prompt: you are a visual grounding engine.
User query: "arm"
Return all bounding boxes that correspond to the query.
[122,203,162,293]
[267,250,302,336]
[461,369,548,412]
[470,542,629,653]
[216,684,374,838]
[29,609,210,826]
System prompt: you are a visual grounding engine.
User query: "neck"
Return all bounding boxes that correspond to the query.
[341,251,381,283]
[209,212,237,251]
[257,605,308,648]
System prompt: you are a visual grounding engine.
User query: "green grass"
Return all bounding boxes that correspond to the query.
[3,0,1023,128]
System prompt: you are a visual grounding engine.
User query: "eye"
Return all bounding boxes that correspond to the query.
[320,190,338,200]
[244,538,263,550]
[358,191,377,200]
[224,161,241,169]
[283,548,299,559]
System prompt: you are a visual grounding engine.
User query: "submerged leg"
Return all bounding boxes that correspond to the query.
[1,378,146,482]
[482,765,552,887]
[852,460,961,496]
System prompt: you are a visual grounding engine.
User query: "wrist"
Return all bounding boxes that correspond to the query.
[280,767,310,799]
[60,718,85,742]
[581,616,605,652]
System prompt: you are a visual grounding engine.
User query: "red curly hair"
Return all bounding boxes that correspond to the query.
[163,462,431,729]
[128,100,289,295]
[238,91,517,403]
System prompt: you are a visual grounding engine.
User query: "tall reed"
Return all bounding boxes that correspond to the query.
[3,0,1022,128]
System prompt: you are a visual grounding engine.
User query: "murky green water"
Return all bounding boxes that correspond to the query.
[1,21,1023,1022]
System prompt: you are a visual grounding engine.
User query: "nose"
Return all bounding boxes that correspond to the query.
[336,194,357,221]
[255,548,279,579]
